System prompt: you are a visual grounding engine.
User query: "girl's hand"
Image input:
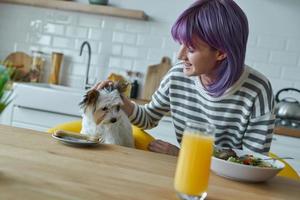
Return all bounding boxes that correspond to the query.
[93,80,113,90]
[148,139,179,156]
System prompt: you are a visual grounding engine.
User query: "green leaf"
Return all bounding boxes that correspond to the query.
[0,64,14,113]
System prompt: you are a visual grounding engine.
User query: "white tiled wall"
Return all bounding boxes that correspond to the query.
[0,0,300,96]
[237,0,300,96]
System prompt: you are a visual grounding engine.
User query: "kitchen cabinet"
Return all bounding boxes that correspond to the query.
[0,0,147,20]
[11,106,80,132]
[0,83,83,132]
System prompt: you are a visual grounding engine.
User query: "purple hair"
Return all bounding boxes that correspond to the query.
[171,0,249,97]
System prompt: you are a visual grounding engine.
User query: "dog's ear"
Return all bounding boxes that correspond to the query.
[79,89,100,111]
[114,81,129,94]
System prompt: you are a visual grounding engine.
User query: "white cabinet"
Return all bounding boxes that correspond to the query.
[0,83,83,132]
[11,106,81,131]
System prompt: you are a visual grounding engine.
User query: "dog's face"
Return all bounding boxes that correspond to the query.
[79,82,127,125]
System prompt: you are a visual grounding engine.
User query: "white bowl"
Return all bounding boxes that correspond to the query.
[211,149,285,182]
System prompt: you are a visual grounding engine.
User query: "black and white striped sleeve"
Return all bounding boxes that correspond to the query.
[128,70,171,130]
[243,80,275,154]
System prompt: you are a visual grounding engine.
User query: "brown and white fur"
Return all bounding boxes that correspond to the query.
[79,83,134,148]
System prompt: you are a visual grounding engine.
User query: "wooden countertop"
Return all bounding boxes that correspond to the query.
[1,125,298,200]
[130,98,149,105]
[274,126,300,138]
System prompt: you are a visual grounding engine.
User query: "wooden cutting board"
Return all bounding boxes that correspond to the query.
[4,51,32,81]
[142,57,172,100]
[4,51,32,69]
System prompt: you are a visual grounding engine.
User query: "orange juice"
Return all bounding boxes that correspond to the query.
[174,132,214,196]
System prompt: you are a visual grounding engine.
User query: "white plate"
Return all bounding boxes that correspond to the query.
[211,149,285,182]
[52,134,100,147]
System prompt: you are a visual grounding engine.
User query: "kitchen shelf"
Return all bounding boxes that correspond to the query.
[0,0,147,20]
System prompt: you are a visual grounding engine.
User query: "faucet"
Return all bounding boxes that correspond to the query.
[79,41,92,90]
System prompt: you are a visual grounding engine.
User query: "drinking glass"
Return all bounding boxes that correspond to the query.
[174,121,215,200]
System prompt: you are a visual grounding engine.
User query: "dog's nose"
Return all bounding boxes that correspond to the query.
[110,118,117,123]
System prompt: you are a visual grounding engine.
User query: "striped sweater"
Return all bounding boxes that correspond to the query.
[129,64,275,153]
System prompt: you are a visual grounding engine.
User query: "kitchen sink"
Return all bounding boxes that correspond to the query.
[13,83,86,117]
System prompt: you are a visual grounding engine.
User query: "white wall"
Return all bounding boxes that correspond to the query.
[236,0,300,95]
[0,0,300,96]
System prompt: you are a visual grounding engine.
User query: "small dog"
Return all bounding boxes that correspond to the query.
[79,83,134,148]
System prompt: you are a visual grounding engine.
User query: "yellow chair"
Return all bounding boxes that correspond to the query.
[48,120,300,180]
[47,120,155,151]
[268,152,299,181]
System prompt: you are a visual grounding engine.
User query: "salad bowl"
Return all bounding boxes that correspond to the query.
[211,148,285,182]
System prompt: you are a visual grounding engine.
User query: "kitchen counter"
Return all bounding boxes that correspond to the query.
[0,125,299,200]
[274,126,300,138]
[130,98,149,105]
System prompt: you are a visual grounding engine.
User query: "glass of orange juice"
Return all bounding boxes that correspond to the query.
[174,121,215,200]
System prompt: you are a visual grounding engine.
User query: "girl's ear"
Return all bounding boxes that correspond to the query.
[216,50,227,61]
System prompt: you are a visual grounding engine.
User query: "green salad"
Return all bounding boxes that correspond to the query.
[213,148,276,168]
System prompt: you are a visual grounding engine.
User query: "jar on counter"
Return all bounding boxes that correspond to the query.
[49,52,63,85]
[30,50,45,82]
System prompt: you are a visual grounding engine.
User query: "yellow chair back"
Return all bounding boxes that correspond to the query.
[268,152,299,181]
[47,120,82,134]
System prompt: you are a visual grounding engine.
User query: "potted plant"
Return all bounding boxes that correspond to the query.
[0,64,14,113]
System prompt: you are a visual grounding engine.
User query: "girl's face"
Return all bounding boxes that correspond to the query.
[177,38,226,78]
